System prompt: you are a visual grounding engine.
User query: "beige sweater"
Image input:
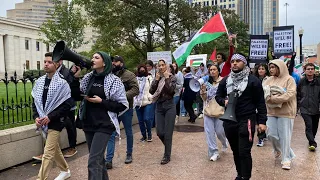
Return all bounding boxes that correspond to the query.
[263,59,297,119]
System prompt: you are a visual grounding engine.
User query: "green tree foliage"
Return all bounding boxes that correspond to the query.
[39,0,87,49]
[75,0,202,57]
[75,1,250,69]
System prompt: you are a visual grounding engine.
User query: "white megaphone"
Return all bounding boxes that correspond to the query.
[189,75,211,92]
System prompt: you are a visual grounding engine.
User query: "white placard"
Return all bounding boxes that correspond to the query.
[147,51,172,64]
[249,63,256,69]
[249,39,268,59]
[273,29,294,54]
[186,54,207,67]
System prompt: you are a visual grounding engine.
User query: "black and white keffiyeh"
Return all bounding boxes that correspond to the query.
[195,66,208,79]
[226,66,250,97]
[134,76,147,108]
[31,72,71,138]
[80,72,129,136]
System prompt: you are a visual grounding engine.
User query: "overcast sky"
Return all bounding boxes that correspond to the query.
[0,0,319,46]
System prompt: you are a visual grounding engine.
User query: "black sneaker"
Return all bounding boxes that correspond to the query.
[147,136,153,142]
[140,137,147,142]
[160,156,170,165]
[125,154,132,164]
[105,161,113,169]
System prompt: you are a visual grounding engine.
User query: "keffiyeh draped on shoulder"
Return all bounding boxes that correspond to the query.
[80,72,129,136]
[226,66,250,97]
[31,72,71,138]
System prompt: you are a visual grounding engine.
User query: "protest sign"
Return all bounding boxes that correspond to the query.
[147,51,172,64]
[249,35,269,63]
[186,54,207,67]
[273,26,294,57]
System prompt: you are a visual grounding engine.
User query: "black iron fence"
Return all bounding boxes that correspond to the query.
[0,71,41,129]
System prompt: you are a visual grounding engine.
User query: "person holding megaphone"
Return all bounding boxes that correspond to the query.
[215,53,267,180]
[182,67,198,123]
[200,64,228,162]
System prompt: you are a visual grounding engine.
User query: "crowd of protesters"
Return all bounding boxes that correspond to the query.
[31,39,320,180]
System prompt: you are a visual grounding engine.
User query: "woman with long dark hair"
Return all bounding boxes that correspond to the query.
[149,59,177,164]
[200,64,228,161]
[134,65,154,142]
[254,63,269,147]
[254,63,269,84]
[79,52,128,180]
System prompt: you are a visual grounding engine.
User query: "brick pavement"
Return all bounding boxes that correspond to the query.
[0,115,319,180]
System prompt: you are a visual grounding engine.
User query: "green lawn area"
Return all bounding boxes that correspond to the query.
[0,82,34,130]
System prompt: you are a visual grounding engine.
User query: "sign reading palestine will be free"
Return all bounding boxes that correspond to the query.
[249,35,269,63]
[273,26,294,57]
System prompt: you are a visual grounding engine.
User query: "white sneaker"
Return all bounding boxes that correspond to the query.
[54,169,71,180]
[210,153,220,161]
[282,161,291,170]
[221,146,228,153]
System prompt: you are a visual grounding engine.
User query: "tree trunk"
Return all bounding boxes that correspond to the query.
[146,23,153,52]
[164,0,170,51]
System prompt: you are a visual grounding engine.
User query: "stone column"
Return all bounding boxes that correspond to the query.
[4,35,15,77]
[30,38,37,70]
[19,36,26,78]
[0,34,5,78]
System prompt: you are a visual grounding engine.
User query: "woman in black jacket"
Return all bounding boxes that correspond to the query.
[149,59,177,165]
[79,51,128,180]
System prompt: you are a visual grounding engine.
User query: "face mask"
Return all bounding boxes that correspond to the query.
[112,65,122,73]
[138,71,146,77]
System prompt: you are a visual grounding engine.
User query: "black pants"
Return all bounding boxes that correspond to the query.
[156,99,176,158]
[184,100,197,121]
[85,131,111,180]
[255,114,266,140]
[301,114,320,147]
[65,110,77,148]
[223,115,256,180]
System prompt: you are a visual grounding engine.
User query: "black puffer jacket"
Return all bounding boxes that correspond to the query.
[297,76,320,115]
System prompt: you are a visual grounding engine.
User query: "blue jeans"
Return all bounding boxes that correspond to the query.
[136,104,153,138]
[180,100,186,116]
[105,109,133,162]
[173,96,180,104]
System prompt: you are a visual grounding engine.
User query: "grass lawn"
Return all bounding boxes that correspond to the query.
[0,82,34,130]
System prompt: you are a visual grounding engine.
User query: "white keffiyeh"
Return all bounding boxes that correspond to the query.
[134,76,147,108]
[226,66,250,96]
[80,72,129,136]
[31,72,71,138]
[195,66,208,79]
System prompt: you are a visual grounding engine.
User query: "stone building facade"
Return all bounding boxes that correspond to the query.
[0,17,52,78]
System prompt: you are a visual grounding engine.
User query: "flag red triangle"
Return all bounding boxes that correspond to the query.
[199,13,227,34]
[209,48,217,61]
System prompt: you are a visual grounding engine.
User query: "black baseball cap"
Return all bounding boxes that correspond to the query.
[113,55,124,63]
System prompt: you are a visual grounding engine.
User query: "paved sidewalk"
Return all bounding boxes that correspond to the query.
[0,115,319,180]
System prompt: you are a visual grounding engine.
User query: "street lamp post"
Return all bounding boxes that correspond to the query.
[284,3,289,26]
[298,27,304,64]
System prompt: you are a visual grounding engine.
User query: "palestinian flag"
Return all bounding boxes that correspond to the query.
[190,58,204,67]
[173,12,228,66]
[294,64,303,75]
[279,55,291,63]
